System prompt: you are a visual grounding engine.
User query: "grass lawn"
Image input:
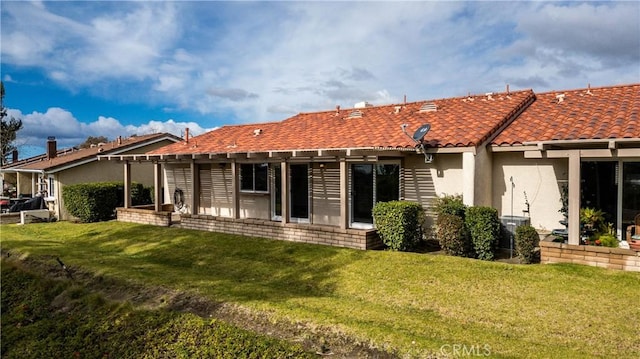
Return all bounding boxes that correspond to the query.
[1,221,639,358]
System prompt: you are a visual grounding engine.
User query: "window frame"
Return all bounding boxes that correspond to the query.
[240,163,269,193]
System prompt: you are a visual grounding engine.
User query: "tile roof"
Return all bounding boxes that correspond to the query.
[151,90,536,156]
[492,84,640,146]
[7,133,179,171]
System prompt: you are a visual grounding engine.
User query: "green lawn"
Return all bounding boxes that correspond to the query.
[2,221,639,358]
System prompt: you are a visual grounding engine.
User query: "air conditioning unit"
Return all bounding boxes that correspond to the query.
[499,215,530,249]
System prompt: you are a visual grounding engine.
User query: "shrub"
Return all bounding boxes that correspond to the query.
[436,213,472,257]
[432,194,466,219]
[515,225,539,264]
[465,206,501,260]
[597,234,619,248]
[373,201,425,251]
[63,182,153,223]
[63,183,121,222]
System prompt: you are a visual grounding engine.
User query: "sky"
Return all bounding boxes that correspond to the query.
[1,1,639,159]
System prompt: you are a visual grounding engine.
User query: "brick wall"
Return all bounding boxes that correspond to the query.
[116,207,172,227]
[540,241,640,272]
[116,207,382,250]
[180,214,383,250]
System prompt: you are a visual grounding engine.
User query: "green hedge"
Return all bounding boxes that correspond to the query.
[465,206,501,261]
[515,225,539,264]
[432,194,466,219]
[436,213,472,257]
[63,182,153,223]
[372,201,425,251]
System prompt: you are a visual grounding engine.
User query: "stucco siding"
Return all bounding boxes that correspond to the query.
[491,152,567,231]
[239,194,270,220]
[403,153,463,212]
[474,146,493,206]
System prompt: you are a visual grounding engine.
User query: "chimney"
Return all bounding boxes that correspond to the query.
[11,149,18,163]
[185,128,190,143]
[117,136,122,145]
[47,136,57,159]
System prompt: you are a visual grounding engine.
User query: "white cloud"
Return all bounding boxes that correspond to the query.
[2,1,639,129]
[7,108,214,158]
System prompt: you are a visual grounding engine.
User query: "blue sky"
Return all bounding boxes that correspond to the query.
[2,1,639,158]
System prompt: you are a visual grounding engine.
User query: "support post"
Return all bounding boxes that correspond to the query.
[154,162,162,212]
[281,161,289,224]
[123,161,131,208]
[339,159,349,229]
[190,160,198,215]
[567,152,581,245]
[231,160,240,219]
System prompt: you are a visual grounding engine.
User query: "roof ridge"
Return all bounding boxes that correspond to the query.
[535,83,640,96]
[293,89,536,115]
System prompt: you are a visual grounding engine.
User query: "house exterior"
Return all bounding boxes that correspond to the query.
[105,84,639,252]
[0,133,181,220]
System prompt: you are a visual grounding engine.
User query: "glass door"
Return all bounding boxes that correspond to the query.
[290,164,309,221]
[352,164,374,224]
[622,162,640,232]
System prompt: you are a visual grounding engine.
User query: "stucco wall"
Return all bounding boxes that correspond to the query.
[403,153,463,212]
[491,152,567,231]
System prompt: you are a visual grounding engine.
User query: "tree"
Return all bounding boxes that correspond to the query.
[79,136,109,149]
[0,81,23,166]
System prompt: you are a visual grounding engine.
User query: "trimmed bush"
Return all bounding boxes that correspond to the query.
[432,194,466,219]
[63,182,153,223]
[63,183,121,222]
[515,225,539,264]
[373,201,425,251]
[436,213,472,257]
[465,206,501,261]
[597,234,619,248]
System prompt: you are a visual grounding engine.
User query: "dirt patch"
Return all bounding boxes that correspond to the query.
[1,249,397,358]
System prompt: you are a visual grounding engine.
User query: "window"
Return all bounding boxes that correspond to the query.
[48,175,55,197]
[351,163,400,226]
[240,163,268,192]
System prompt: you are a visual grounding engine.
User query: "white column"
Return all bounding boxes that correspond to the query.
[231,160,239,219]
[567,152,581,245]
[190,160,198,215]
[123,161,131,208]
[339,159,349,229]
[154,162,162,212]
[280,162,289,224]
[462,152,476,206]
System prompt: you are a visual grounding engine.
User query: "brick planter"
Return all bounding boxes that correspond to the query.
[540,241,640,271]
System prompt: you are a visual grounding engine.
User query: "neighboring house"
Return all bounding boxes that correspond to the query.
[104,84,640,250]
[0,133,181,220]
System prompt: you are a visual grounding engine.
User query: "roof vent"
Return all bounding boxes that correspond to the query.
[556,93,566,103]
[354,101,373,109]
[394,106,402,114]
[253,129,263,136]
[485,92,494,100]
[419,102,437,112]
[347,110,363,118]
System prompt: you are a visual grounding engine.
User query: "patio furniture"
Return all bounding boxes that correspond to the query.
[626,214,640,250]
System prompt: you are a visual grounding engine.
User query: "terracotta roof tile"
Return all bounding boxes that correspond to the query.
[493,84,640,145]
[151,90,536,156]
[11,133,178,171]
